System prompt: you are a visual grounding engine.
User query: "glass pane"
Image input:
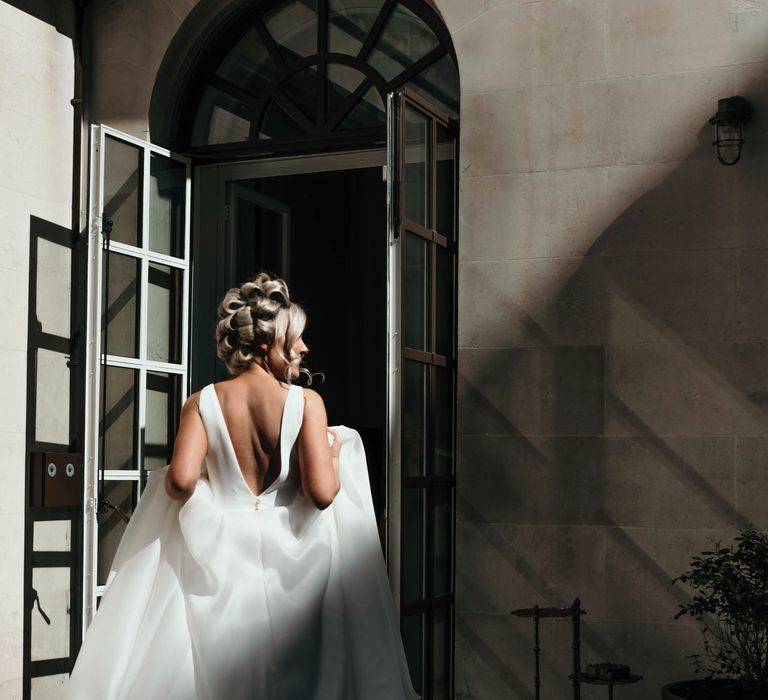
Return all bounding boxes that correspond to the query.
[233,190,286,283]
[402,487,425,603]
[97,480,137,586]
[31,673,69,699]
[368,3,440,83]
[435,243,452,358]
[337,84,385,130]
[280,65,320,123]
[403,359,427,477]
[36,238,71,337]
[435,123,456,240]
[431,605,451,699]
[260,97,309,139]
[33,520,71,552]
[404,106,430,228]
[433,364,453,477]
[30,567,70,661]
[103,135,142,248]
[401,613,425,696]
[191,86,253,146]
[431,486,452,596]
[147,262,182,364]
[144,372,181,472]
[102,251,140,358]
[405,53,460,122]
[100,366,138,471]
[404,232,430,351]
[329,0,386,56]
[327,63,366,117]
[149,153,186,258]
[264,0,318,58]
[216,27,281,96]
[35,348,70,444]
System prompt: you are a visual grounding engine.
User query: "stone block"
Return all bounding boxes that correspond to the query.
[91,0,186,73]
[601,161,738,255]
[459,167,610,262]
[90,61,154,141]
[0,268,29,353]
[455,612,532,700]
[0,594,23,686]
[730,4,768,66]
[607,0,733,77]
[0,431,26,516]
[606,341,768,436]
[604,526,734,624]
[735,436,768,529]
[0,514,23,598]
[456,522,605,616]
[456,0,606,94]
[735,249,768,342]
[458,347,605,435]
[0,350,27,434]
[435,0,491,35]
[460,79,614,176]
[459,248,736,348]
[601,436,735,529]
[456,434,608,525]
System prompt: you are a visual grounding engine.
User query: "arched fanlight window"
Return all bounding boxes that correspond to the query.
[179,0,459,155]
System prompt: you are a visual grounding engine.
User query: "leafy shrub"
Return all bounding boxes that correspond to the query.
[672,528,768,700]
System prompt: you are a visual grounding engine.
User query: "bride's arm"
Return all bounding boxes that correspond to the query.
[165,391,208,502]
[297,388,341,510]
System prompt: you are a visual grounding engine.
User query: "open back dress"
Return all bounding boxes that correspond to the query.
[64,382,419,700]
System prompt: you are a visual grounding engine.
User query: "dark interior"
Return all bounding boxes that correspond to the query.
[224,166,389,535]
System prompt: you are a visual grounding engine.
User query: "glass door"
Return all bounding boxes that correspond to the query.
[83,125,191,627]
[387,86,458,699]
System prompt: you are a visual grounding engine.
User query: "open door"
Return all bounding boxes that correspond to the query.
[387,86,459,700]
[83,125,191,629]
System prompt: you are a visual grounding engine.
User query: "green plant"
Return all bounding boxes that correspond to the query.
[672,528,768,699]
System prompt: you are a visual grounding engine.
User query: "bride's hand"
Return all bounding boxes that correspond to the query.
[327,427,341,459]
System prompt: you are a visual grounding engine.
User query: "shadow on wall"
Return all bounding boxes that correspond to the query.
[456,71,768,700]
[3,0,74,37]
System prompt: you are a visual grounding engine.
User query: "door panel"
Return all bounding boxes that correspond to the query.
[84,125,191,629]
[387,86,458,699]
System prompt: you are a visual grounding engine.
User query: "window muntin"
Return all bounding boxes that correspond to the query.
[185,0,458,151]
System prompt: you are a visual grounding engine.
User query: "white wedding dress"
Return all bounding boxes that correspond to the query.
[64,382,419,700]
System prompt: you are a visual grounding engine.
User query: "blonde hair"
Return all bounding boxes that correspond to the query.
[214,271,318,384]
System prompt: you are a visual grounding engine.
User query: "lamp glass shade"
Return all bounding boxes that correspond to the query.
[715,120,743,165]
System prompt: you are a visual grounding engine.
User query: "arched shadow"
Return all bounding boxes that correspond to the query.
[457,72,768,698]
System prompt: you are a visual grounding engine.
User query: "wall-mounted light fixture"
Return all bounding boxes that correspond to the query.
[708,96,752,166]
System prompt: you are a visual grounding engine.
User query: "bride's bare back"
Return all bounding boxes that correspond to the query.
[212,373,291,497]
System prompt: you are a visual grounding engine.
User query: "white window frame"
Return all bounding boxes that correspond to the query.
[82,124,191,630]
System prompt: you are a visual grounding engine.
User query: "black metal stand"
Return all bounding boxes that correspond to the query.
[510,597,643,699]
[569,673,644,699]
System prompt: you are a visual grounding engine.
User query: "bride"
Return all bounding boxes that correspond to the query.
[64,271,419,700]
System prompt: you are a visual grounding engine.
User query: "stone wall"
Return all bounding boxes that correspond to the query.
[451,1,768,697]
[0,2,74,697]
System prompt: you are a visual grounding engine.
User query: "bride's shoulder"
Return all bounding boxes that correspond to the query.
[301,387,329,419]
[180,388,204,415]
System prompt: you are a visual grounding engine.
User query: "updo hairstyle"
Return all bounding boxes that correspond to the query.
[214,271,317,383]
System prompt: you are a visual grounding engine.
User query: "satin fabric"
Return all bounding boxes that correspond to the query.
[64,382,419,700]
